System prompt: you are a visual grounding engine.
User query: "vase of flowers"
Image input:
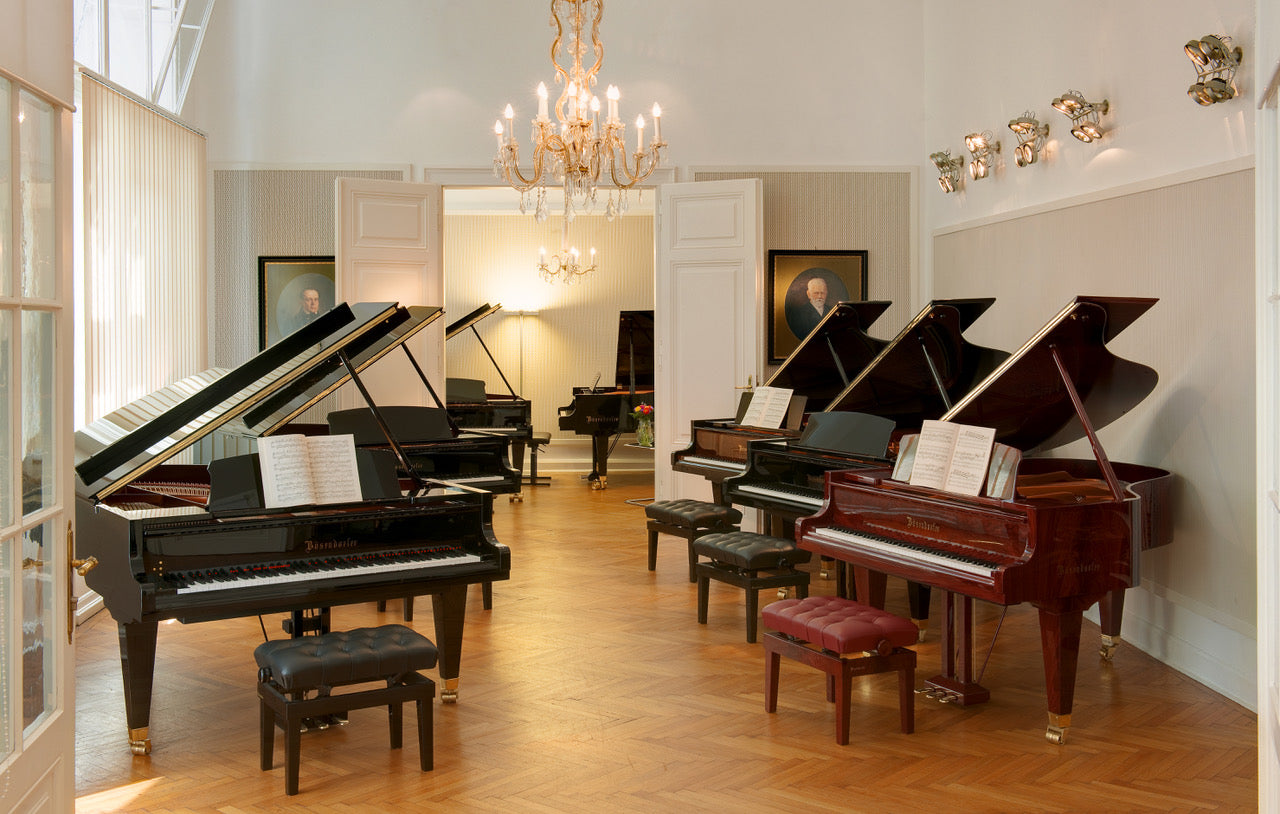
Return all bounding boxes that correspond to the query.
[633,403,655,447]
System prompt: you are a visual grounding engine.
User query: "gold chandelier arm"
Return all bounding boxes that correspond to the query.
[586,0,604,88]
[605,140,662,190]
[498,143,546,192]
[549,0,569,90]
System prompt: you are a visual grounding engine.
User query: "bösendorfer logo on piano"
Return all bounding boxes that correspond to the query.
[905,516,941,534]
[1057,562,1100,575]
[306,538,359,553]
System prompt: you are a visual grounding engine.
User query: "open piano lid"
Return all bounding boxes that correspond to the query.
[616,310,655,390]
[823,298,1007,421]
[941,295,1159,454]
[765,300,892,403]
[236,304,444,436]
[445,303,501,339]
[74,302,415,501]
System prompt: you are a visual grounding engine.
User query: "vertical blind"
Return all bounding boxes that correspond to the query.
[79,71,206,424]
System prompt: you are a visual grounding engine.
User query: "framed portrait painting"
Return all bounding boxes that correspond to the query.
[258,256,336,349]
[767,249,868,363]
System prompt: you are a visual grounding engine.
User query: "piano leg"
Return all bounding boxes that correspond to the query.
[906,582,931,641]
[589,435,609,490]
[118,620,158,755]
[430,586,468,703]
[1036,600,1089,745]
[921,592,989,707]
[1096,589,1125,661]
[851,566,887,609]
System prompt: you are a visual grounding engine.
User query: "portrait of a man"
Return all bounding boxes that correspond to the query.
[259,256,336,349]
[783,270,851,341]
[768,250,867,362]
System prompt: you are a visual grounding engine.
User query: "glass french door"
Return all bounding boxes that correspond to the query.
[0,70,76,812]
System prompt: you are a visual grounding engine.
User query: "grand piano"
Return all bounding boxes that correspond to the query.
[74,302,511,755]
[795,295,1174,744]
[233,303,521,496]
[671,300,894,503]
[444,303,536,491]
[557,309,654,489]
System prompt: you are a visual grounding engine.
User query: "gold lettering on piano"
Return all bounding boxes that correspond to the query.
[1056,562,1101,575]
[305,538,360,553]
[905,516,942,534]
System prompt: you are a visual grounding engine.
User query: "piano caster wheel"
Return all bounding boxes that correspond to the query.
[128,728,151,755]
[1099,635,1118,662]
[1045,713,1070,744]
[914,619,928,643]
[509,492,524,503]
[441,678,460,704]
[776,587,790,600]
[590,477,607,491]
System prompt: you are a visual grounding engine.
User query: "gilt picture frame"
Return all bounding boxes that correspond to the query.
[767,249,868,363]
[258,255,336,349]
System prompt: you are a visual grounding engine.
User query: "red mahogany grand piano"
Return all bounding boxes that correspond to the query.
[795,295,1173,744]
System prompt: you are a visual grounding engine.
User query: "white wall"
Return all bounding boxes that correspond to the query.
[181,0,926,169]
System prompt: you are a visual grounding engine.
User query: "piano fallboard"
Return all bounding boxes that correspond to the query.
[671,419,798,483]
[723,439,886,519]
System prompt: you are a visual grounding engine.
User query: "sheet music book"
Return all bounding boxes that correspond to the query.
[257,433,364,507]
[739,386,796,428]
[907,419,997,496]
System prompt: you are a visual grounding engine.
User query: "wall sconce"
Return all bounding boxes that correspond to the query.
[930,150,965,193]
[964,131,1000,180]
[1007,112,1049,167]
[1051,90,1110,143]
[1185,35,1243,105]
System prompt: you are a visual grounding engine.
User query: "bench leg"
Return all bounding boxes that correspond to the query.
[686,539,697,583]
[745,583,759,644]
[285,712,302,796]
[417,695,434,771]
[696,574,710,625]
[647,528,658,572]
[899,655,916,734]
[835,664,853,746]
[764,646,781,713]
[259,697,275,771]
[482,581,493,610]
[389,700,403,749]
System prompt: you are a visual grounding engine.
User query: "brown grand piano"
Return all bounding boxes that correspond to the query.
[795,295,1173,744]
[557,309,654,489]
[74,302,511,755]
[444,303,535,488]
[670,300,893,503]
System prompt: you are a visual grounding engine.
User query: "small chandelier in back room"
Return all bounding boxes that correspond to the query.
[493,0,667,281]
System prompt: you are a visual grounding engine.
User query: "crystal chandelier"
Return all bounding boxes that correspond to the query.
[493,0,666,279]
[538,244,597,284]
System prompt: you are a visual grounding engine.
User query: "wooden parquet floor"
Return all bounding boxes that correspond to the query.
[74,472,1258,813]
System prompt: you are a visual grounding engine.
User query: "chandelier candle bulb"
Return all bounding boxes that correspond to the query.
[537,82,549,119]
[652,104,661,142]
[494,120,504,149]
[607,85,619,123]
[636,114,645,151]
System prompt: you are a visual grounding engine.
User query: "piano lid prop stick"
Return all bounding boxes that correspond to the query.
[919,335,953,412]
[468,323,520,399]
[1049,345,1125,501]
[396,342,463,439]
[335,349,426,492]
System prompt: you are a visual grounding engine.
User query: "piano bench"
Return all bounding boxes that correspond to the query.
[644,499,743,582]
[762,596,918,744]
[525,431,552,488]
[254,624,437,796]
[692,530,811,642]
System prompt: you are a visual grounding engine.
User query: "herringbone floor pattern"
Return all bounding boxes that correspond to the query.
[74,472,1257,813]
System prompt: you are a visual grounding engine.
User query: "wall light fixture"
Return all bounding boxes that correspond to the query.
[930,150,965,193]
[1185,35,1243,105]
[1051,90,1110,143]
[964,131,1000,180]
[1008,113,1049,167]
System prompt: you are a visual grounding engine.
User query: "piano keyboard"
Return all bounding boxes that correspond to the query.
[170,546,482,594]
[443,475,506,485]
[677,455,746,472]
[816,525,1003,578]
[733,482,823,508]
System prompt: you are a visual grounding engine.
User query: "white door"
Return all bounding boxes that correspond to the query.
[654,179,762,502]
[0,81,76,811]
[335,177,444,409]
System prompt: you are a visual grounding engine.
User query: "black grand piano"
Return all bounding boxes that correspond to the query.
[444,303,536,492]
[557,309,654,489]
[722,298,1007,529]
[232,303,521,496]
[74,302,511,755]
[795,295,1174,744]
[671,300,894,503]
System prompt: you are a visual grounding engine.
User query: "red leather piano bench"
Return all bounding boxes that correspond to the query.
[254,624,437,796]
[644,499,743,582]
[762,596,918,744]
[692,530,811,642]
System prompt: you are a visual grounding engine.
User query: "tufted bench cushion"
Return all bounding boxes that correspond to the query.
[644,499,742,529]
[763,595,919,655]
[254,624,438,692]
[693,530,812,570]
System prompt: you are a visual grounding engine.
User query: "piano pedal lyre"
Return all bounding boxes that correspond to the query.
[1046,712,1070,744]
[1099,634,1119,661]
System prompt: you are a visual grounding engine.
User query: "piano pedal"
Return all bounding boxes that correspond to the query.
[300,716,330,733]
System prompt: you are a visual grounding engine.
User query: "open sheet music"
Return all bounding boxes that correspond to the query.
[739,386,796,428]
[907,419,997,496]
[257,433,364,507]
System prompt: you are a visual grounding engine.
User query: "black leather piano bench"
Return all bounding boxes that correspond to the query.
[526,431,552,488]
[762,596,918,745]
[643,499,743,582]
[692,530,811,642]
[254,624,437,796]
